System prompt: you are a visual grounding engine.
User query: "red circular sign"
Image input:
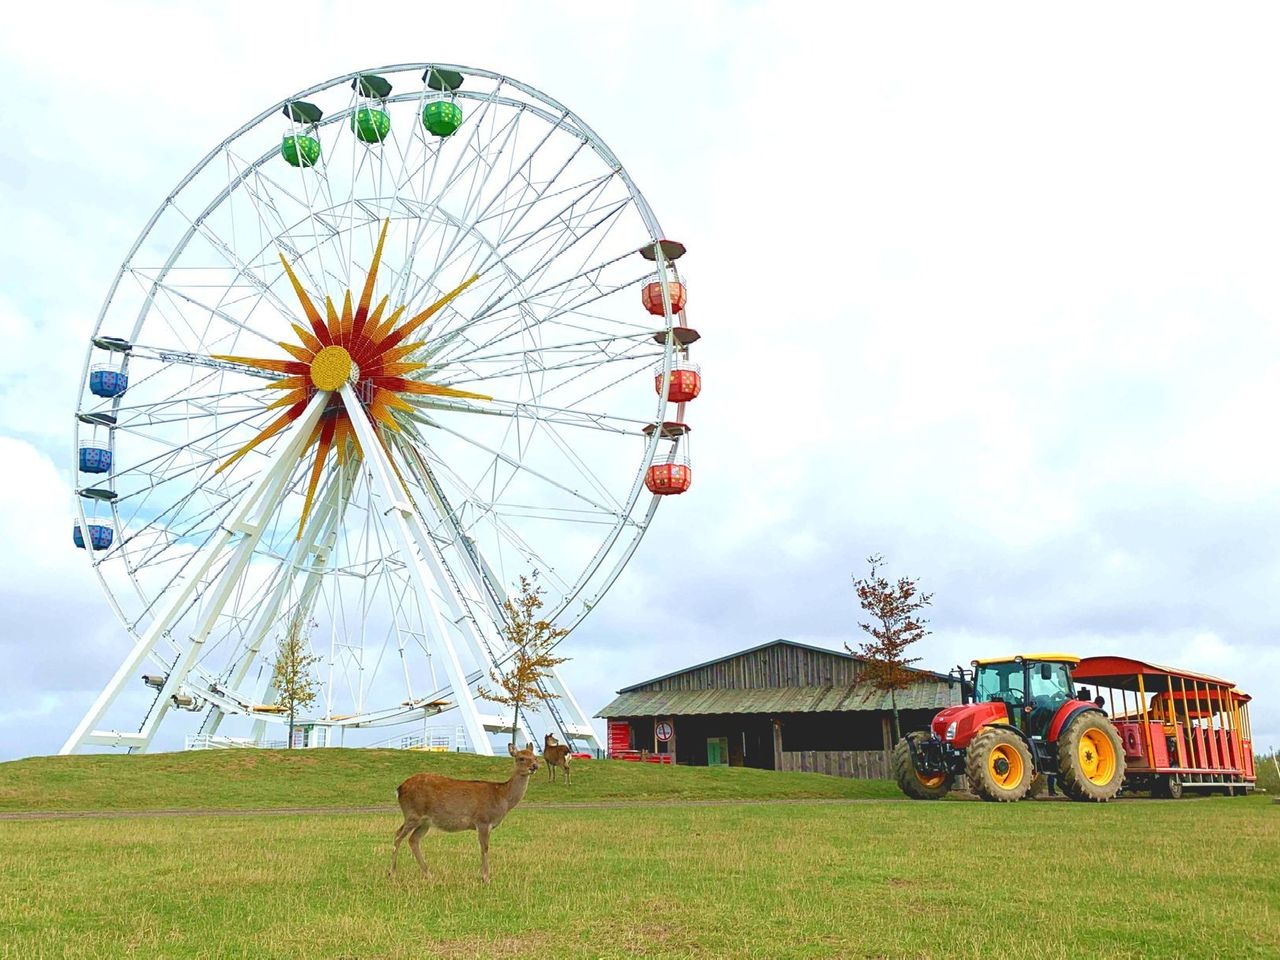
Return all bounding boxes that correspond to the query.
[655,720,673,742]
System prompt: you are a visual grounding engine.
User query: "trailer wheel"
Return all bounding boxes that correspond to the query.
[1164,775,1183,800]
[966,727,1033,802]
[893,733,953,800]
[1057,712,1125,802]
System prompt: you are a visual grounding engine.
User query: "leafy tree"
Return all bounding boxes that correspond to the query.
[269,618,322,749]
[846,554,933,743]
[478,572,569,750]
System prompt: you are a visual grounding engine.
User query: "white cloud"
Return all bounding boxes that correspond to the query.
[2,2,1279,758]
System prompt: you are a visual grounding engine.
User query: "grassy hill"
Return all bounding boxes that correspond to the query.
[0,748,900,812]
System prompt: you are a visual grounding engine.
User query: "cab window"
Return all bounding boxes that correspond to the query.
[1029,662,1071,702]
[975,662,1023,703]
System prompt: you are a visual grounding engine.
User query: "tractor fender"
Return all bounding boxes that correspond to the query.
[1048,701,1105,742]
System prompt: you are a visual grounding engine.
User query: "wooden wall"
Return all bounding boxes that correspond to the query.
[779,749,889,780]
[636,644,866,692]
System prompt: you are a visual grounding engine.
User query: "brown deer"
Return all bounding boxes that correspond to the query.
[542,733,572,785]
[389,743,540,883]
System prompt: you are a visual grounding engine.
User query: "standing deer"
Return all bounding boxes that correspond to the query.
[542,732,572,785]
[389,743,540,883]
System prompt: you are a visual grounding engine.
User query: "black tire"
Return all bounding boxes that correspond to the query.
[1165,775,1183,800]
[966,727,1033,802]
[892,733,953,800]
[1057,712,1125,802]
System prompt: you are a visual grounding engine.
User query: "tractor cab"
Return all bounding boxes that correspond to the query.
[972,654,1077,739]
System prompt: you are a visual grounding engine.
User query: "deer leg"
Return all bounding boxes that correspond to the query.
[389,818,417,877]
[564,762,570,786]
[477,824,492,884]
[407,822,431,877]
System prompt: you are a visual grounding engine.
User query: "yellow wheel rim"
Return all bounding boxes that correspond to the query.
[1079,728,1116,785]
[987,743,1024,788]
[916,770,946,789]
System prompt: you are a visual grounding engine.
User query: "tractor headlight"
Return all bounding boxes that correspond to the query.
[945,721,958,741]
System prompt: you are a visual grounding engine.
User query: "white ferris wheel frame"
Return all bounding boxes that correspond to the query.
[64,63,692,756]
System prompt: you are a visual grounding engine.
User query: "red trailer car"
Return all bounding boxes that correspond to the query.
[1072,656,1256,798]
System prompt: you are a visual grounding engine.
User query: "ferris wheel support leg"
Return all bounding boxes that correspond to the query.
[202,464,349,740]
[60,393,330,755]
[339,386,494,756]
[397,440,601,752]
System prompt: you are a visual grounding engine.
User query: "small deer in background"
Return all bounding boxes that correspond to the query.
[542,732,572,785]
[390,743,540,883]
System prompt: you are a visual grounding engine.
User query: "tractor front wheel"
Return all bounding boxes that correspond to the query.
[893,733,953,800]
[965,727,1033,802]
[1057,712,1125,802]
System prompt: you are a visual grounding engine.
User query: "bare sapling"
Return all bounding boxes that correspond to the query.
[542,732,572,785]
[389,743,540,883]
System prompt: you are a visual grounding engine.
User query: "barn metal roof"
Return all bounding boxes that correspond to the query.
[617,638,958,693]
[595,680,960,718]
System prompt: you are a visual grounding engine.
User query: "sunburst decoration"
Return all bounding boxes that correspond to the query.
[213,219,490,538]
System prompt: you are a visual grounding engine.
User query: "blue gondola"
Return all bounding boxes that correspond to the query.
[89,367,128,398]
[73,521,114,550]
[79,442,112,474]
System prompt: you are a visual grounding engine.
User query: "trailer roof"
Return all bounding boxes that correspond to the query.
[1073,655,1242,692]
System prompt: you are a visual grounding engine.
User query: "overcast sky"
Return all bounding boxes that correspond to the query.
[2,2,1278,760]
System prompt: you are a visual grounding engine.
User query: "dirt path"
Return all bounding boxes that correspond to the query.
[0,797,902,822]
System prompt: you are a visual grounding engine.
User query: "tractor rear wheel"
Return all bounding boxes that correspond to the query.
[1057,712,1124,802]
[965,727,1033,802]
[893,733,953,800]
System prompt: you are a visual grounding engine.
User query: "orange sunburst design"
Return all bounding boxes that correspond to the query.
[213,219,489,538]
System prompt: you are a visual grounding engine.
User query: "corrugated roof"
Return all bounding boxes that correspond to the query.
[595,681,959,718]
[617,638,958,692]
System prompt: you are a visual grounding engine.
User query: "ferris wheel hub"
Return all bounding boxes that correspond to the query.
[310,345,356,391]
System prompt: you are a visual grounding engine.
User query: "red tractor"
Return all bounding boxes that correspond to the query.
[893,654,1125,802]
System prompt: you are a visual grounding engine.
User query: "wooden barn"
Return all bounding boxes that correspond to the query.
[595,639,962,778]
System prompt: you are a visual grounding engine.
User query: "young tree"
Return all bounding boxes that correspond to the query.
[846,554,933,743]
[478,573,569,750]
[269,617,322,749]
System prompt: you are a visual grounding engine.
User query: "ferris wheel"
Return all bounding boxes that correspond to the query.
[64,64,701,756]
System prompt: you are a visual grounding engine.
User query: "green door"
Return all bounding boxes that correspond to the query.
[707,737,729,766]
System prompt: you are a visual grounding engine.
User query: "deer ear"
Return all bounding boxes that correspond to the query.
[507,742,516,756]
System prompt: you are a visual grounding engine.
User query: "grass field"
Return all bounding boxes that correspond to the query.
[0,749,899,811]
[1,752,1276,959]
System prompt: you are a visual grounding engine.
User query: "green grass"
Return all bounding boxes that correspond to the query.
[0,749,900,812]
[1,795,1275,959]
[1252,751,1280,794]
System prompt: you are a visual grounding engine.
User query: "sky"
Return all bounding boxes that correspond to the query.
[1,1,1278,760]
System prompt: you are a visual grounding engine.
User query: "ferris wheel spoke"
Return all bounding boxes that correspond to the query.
[463,249,643,327]
[384,107,524,314]
[164,200,303,324]
[427,189,630,356]
[442,336,662,391]
[412,413,623,517]
[399,106,537,292]
[398,162,612,341]
[403,395,653,436]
